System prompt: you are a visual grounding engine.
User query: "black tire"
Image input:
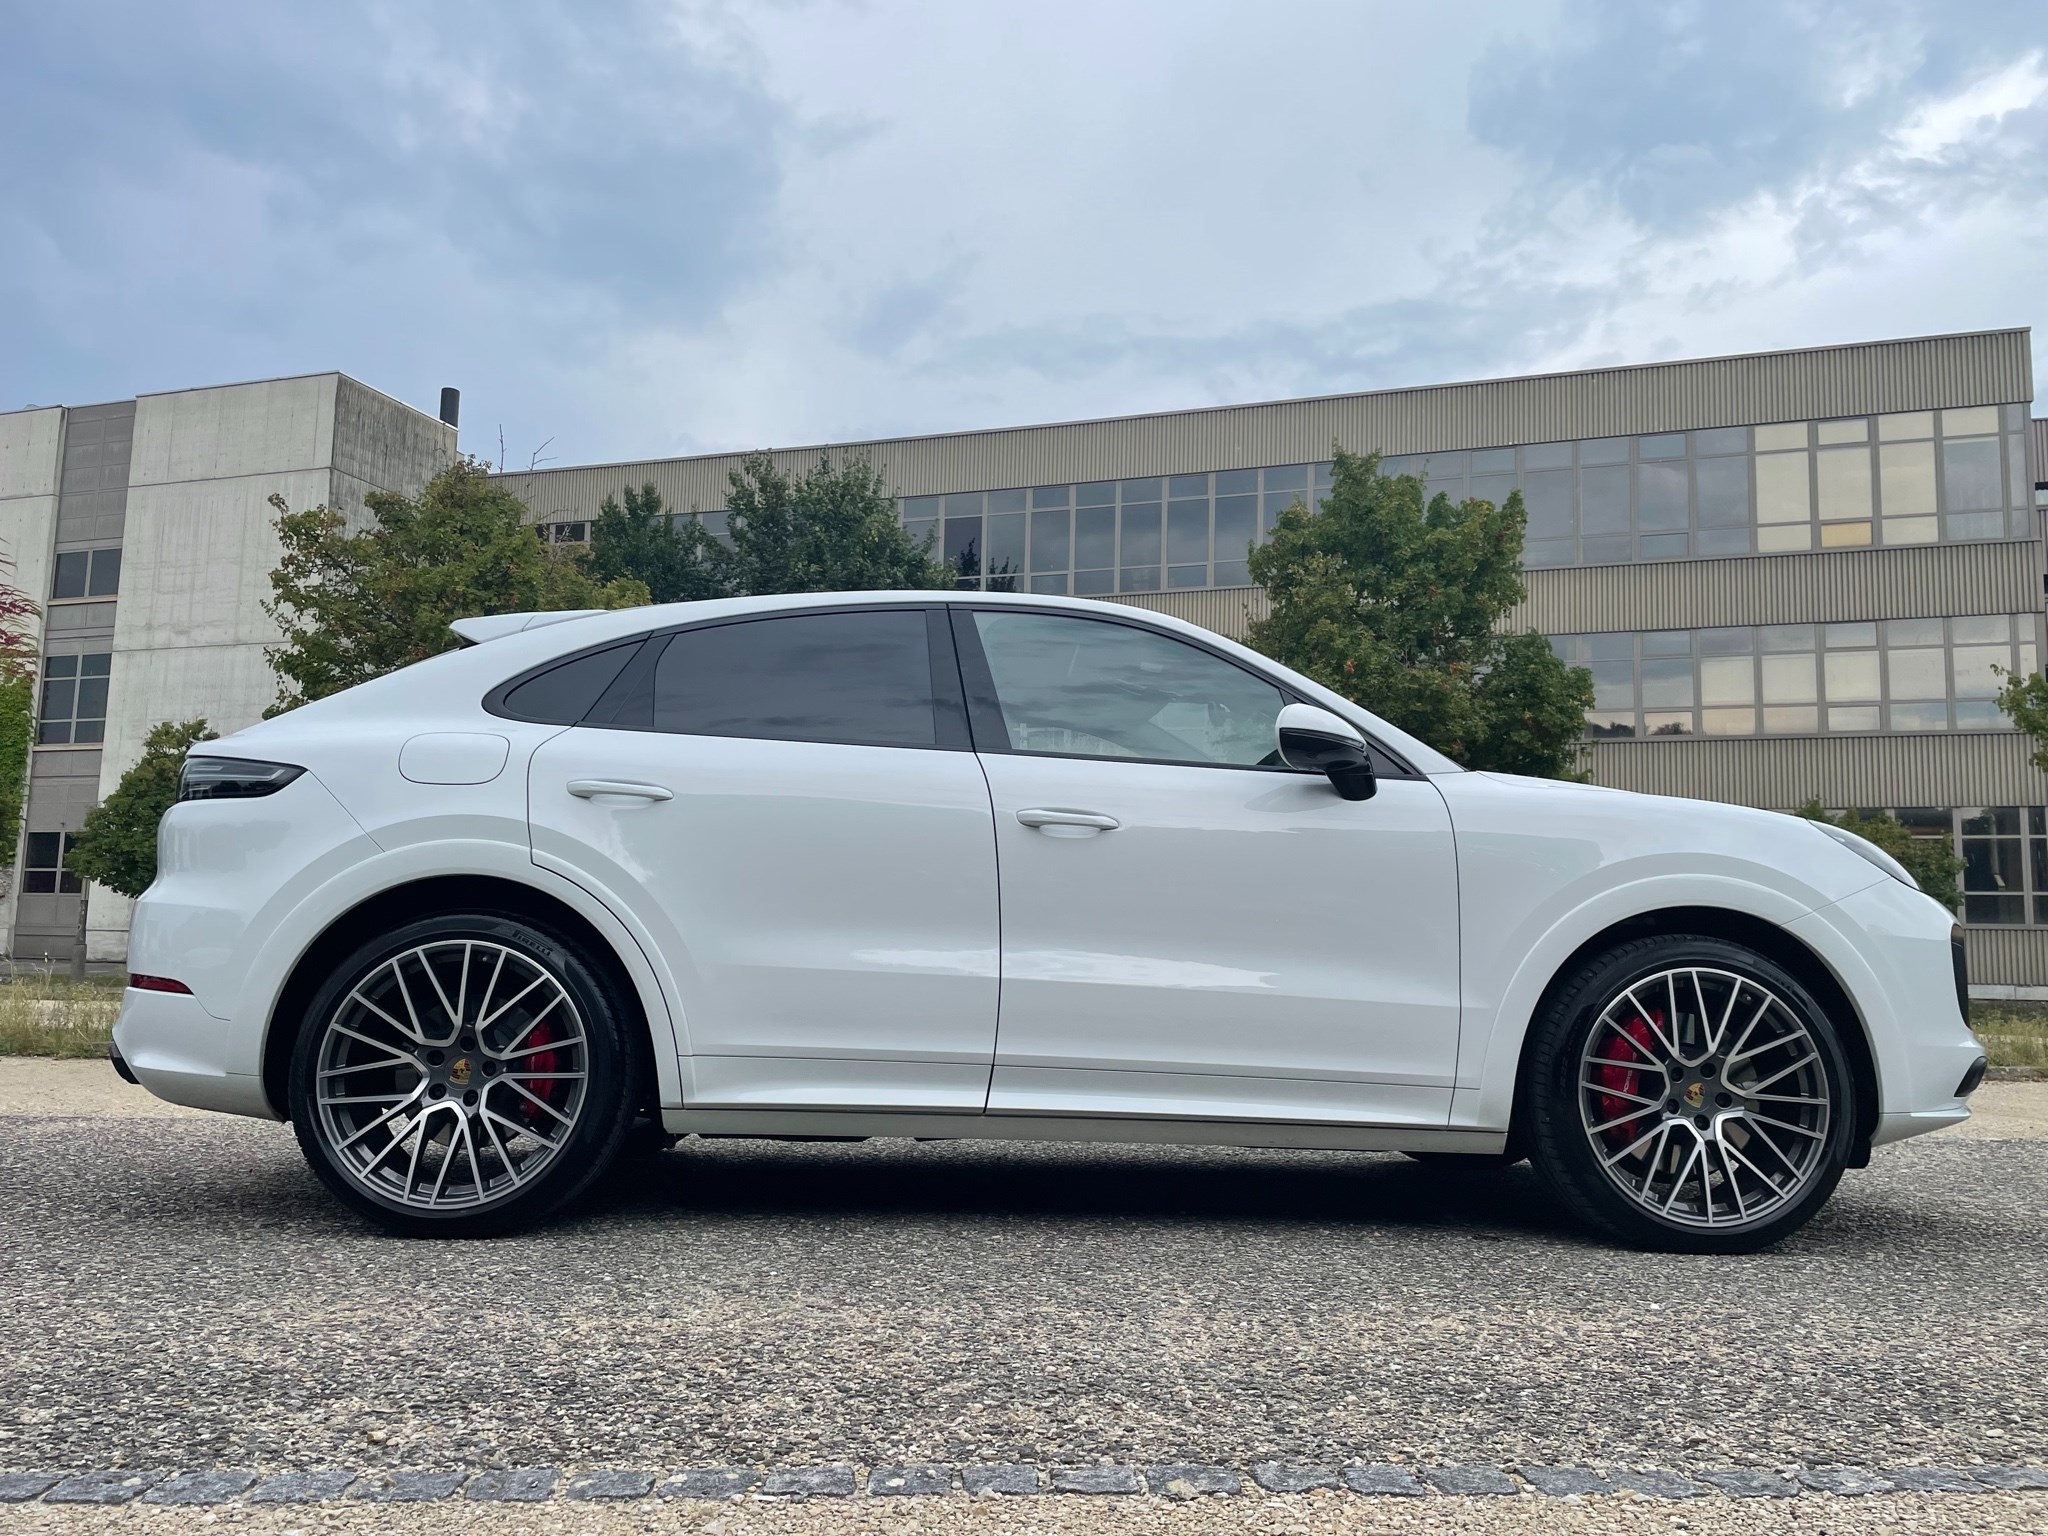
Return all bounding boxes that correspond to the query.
[1524,934,1855,1254]
[288,912,641,1237]
[1403,1150,1525,1171]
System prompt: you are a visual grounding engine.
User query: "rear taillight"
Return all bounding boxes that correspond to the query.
[128,974,192,994]
[177,757,305,803]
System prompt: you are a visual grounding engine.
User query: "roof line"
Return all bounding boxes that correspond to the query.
[519,326,2033,478]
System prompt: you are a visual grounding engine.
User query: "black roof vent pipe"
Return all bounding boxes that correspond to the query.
[438,387,460,428]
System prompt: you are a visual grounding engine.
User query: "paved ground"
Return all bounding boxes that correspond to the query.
[3,1063,2045,1533]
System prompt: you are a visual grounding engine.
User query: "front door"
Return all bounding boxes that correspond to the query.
[527,605,1000,1110]
[957,608,1461,1126]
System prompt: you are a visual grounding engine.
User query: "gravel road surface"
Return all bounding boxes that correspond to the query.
[2,1062,2044,1533]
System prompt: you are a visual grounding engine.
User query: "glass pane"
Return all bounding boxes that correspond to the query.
[1816,418,1868,444]
[2010,434,2028,508]
[1586,710,1635,738]
[1964,835,2024,893]
[1644,713,1693,736]
[902,496,941,520]
[1962,807,2022,837]
[1828,705,1880,731]
[1824,651,1880,702]
[1587,634,1634,661]
[1890,700,1948,730]
[1755,453,1810,523]
[944,518,983,577]
[1759,624,1814,652]
[1966,893,2024,924]
[1700,655,1755,706]
[1524,539,1574,567]
[986,514,1027,579]
[1816,446,1872,519]
[1119,477,1163,503]
[1471,448,1515,473]
[943,493,984,518]
[1637,462,1688,530]
[1073,569,1114,595]
[1470,473,1516,507]
[86,548,121,597]
[1883,515,1938,544]
[1118,505,1162,565]
[1074,507,1115,569]
[1168,474,1209,499]
[971,610,1286,765]
[1118,566,1160,593]
[1212,559,1250,587]
[1952,615,2008,644]
[1030,486,1070,509]
[1761,706,1818,733]
[1879,441,1936,517]
[1030,509,1070,571]
[1956,699,2005,728]
[1213,468,1256,496]
[1888,648,1946,699]
[1699,627,1751,654]
[1942,406,2000,436]
[1639,533,1689,559]
[1825,622,1877,647]
[21,870,54,893]
[1888,617,1943,646]
[1756,524,1811,552]
[1523,441,1573,471]
[1580,466,1630,534]
[1695,456,1749,527]
[1696,527,1750,556]
[1943,437,2002,510]
[50,552,86,601]
[1640,657,1694,708]
[1642,630,1691,655]
[1166,502,1209,563]
[1590,660,1635,710]
[44,655,77,679]
[1213,496,1257,558]
[1878,412,1933,441]
[1695,426,1748,456]
[41,679,74,719]
[1076,481,1116,506]
[1578,437,1629,465]
[1753,422,1808,452]
[74,675,108,720]
[1423,479,1463,507]
[1167,564,1207,589]
[25,832,58,869]
[1417,455,1462,481]
[1581,535,1632,564]
[1029,573,1069,595]
[1953,645,2010,698]
[1819,521,1872,546]
[1761,653,1816,704]
[1514,470,1573,543]
[987,489,1026,515]
[1946,510,2003,540]
[1701,707,1756,735]
[1639,433,1685,460]
[36,721,70,745]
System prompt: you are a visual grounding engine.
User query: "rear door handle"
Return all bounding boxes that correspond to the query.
[1016,807,1120,831]
[567,778,673,802]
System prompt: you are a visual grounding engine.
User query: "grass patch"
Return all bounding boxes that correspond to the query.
[0,974,123,1058]
[1974,1002,2048,1077]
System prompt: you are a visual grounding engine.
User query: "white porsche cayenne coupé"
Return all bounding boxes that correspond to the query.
[113,591,1986,1250]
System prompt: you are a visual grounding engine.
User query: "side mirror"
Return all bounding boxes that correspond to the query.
[1276,702,1376,801]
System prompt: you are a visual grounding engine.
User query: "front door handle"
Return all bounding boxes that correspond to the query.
[567,778,674,802]
[1016,807,1120,831]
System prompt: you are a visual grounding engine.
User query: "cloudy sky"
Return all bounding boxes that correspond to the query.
[4,0,2045,470]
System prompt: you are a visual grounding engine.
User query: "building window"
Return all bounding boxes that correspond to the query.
[1550,615,2038,739]
[540,521,589,545]
[50,548,121,600]
[37,653,110,745]
[21,831,81,895]
[894,402,2032,593]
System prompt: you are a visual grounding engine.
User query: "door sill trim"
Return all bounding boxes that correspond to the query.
[661,1106,1505,1155]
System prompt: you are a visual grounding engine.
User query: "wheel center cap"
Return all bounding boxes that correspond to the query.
[1682,1080,1706,1111]
[447,1056,472,1087]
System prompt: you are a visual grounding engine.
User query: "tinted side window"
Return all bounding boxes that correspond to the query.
[498,641,640,724]
[653,610,937,748]
[971,611,1285,766]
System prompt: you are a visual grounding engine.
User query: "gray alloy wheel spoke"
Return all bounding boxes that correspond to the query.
[1577,964,1829,1230]
[312,940,587,1212]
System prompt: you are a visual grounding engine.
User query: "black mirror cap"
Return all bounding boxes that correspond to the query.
[1278,724,1376,800]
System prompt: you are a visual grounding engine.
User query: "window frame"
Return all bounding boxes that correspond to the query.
[485,604,972,752]
[947,603,1421,779]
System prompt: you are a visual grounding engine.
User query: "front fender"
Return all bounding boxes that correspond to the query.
[1448,872,1882,1131]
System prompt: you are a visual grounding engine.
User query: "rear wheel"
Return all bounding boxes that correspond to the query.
[288,913,639,1236]
[1525,935,1854,1253]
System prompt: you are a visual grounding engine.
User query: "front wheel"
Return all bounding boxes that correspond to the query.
[1524,935,1855,1253]
[288,913,640,1236]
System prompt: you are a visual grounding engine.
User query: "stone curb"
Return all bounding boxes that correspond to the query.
[0,1462,2043,1505]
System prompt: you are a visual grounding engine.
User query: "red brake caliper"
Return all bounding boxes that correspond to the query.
[516,1021,565,1129]
[1592,1011,1660,1147]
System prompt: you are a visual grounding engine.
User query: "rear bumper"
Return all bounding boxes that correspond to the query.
[111,985,276,1119]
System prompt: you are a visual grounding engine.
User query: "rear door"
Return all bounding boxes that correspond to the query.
[525,605,1001,1110]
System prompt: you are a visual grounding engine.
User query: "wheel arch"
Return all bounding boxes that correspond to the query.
[260,874,661,1122]
[1503,905,1880,1166]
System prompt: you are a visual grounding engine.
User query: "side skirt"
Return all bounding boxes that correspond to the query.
[660,1106,1509,1156]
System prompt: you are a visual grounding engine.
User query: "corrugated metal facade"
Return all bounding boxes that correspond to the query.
[1964,927,2048,988]
[505,330,2033,515]
[1110,587,1267,638]
[1583,732,2048,810]
[1509,541,2043,635]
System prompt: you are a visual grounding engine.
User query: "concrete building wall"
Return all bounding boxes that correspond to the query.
[0,408,63,953]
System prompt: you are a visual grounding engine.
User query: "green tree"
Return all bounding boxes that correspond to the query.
[265,458,649,711]
[0,672,31,857]
[1996,667,2048,771]
[1244,448,1592,776]
[710,454,950,596]
[66,719,217,898]
[582,483,725,604]
[1793,801,1964,912]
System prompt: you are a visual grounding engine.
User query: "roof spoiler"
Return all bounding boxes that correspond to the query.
[449,610,605,647]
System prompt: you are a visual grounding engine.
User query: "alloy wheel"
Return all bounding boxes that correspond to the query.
[1577,965,1831,1229]
[311,940,589,1211]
